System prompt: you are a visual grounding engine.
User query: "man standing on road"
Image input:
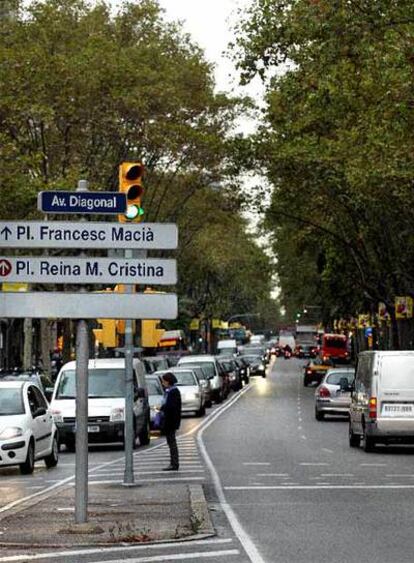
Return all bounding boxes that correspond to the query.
[160,372,182,471]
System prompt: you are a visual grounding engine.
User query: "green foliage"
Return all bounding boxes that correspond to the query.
[235,0,414,322]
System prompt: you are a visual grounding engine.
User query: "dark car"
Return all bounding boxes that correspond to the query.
[216,356,242,391]
[240,354,266,378]
[296,344,317,359]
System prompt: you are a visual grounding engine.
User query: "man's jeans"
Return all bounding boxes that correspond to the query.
[165,430,179,468]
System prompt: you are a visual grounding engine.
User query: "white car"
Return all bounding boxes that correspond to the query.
[0,380,59,474]
[154,368,206,416]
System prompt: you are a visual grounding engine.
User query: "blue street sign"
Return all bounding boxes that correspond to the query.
[38,191,127,214]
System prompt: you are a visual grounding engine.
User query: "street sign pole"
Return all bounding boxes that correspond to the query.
[123,248,135,486]
[75,179,89,524]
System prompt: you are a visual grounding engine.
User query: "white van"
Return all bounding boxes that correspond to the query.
[50,358,150,451]
[349,351,414,451]
[217,339,237,355]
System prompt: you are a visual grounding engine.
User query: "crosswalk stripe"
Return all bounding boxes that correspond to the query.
[0,538,234,562]
[94,550,240,563]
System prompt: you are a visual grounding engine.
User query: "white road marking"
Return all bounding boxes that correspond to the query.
[87,550,241,562]
[256,474,290,477]
[0,538,235,562]
[198,384,267,563]
[301,435,307,440]
[91,470,205,477]
[386,474,414,478]
[321,448,334,453]
[243,463,270,466]
[300,462,330,466]
[360,463,387,467]
[320,474,354,477]
[225,485,414,490]
[88,477,204,485]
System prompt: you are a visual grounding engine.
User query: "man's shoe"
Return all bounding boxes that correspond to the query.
[163,465,179,471]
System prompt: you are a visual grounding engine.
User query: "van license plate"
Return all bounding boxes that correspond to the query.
[382,404,414,417]
[88,425,100,433]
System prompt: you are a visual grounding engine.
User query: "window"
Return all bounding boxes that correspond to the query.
[56,369,126,399]
[0,387,24,415]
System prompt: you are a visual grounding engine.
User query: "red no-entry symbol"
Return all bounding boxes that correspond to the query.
[0,259,12,277]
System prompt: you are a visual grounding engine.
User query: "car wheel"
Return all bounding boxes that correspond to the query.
[20,440,35,474]
[45,435,59,468]
[315,409,324,421]
[362,426,375,452]
[138,420,150,446]
[349,424,360,448]
[196,404,206,417]
[65,439,76,452]
[304,378,309,387]
[262,373,266,378]
[215,391,223,404]
[205,400,212,408]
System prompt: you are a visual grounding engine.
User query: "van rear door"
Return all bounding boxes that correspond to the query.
[378,355,414,421]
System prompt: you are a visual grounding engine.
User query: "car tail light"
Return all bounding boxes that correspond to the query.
[306,369,312,375]
[318,386,331,398]
[368,397,377,419]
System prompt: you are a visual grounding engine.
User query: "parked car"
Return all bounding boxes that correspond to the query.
[234,357,250,385]
[240,354,266,378]
[145,374,164,429]
[154,368,206,416]
[181,365,213,407]
[50,358,150,451]
[177,355,226,403]
[303,357,334,386]
[0,380,59,474]
[349,351,414,451]
[143,356,170,374]
[314,367,355,420]
[217,356,242,391]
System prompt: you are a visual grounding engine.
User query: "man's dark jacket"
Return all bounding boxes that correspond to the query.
[161,386,182,432]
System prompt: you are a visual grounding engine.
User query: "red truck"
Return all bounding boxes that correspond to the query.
[321,333,350,363]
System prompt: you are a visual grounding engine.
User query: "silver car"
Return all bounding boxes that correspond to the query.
[314,368,355,420]
[145,375,164,429]
[154,368,206,417]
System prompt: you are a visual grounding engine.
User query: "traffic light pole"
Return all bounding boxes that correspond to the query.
[123,247,135,486]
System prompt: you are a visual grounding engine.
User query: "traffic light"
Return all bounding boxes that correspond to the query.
[118,161,144,223]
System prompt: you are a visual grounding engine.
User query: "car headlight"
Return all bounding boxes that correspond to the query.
[259,364,265,370]
[0,427,23,440]
[51,410,63,423]
[110,408,124,422]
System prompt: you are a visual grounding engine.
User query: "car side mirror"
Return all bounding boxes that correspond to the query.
[34,407,47,418]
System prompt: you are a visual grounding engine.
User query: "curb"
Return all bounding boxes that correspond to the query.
[189,484,215,536]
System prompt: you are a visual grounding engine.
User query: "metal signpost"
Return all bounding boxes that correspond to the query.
[0,185,178,524]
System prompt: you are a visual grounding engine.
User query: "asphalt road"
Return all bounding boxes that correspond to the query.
[203,356,414,563]
[3,357,414,563]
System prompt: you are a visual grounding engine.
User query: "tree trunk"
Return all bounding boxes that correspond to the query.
[62,319,73,364]
[40,319,52,376]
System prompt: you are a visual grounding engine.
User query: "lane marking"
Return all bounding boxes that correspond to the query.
[321,448,333,453]
[91,470,205,477]
[300,462,330,466]
[198,383,267,563]
[0,538,234,562]
[320,474,354,477]
[88,477,204,485]
[360,463,387,467]
[90,550,240,562]
[243,463,270,466]
[225,485,414,490]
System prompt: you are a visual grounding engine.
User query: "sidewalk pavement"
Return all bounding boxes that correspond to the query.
[0,481,214,551]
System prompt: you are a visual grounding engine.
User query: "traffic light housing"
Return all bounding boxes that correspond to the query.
[118,161,144,223]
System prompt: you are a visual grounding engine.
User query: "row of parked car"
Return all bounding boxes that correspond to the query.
[0,341,272,474]
[303,351,414,453]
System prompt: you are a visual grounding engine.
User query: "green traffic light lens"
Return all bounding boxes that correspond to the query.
[126,205,144,220]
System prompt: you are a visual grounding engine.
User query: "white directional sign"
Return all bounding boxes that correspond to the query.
[0,257,176,285]
[0,221,177,250]
[0,292,178,319]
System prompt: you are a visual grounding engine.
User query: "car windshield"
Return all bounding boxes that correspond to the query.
[326,371,354,385]
[56,369,126,399]
[324,337,347,349]
[0,388,25,415]
[174,371,198,386]
[241,348,263,356]
[180,362,215,378]
[146,379,163,396]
